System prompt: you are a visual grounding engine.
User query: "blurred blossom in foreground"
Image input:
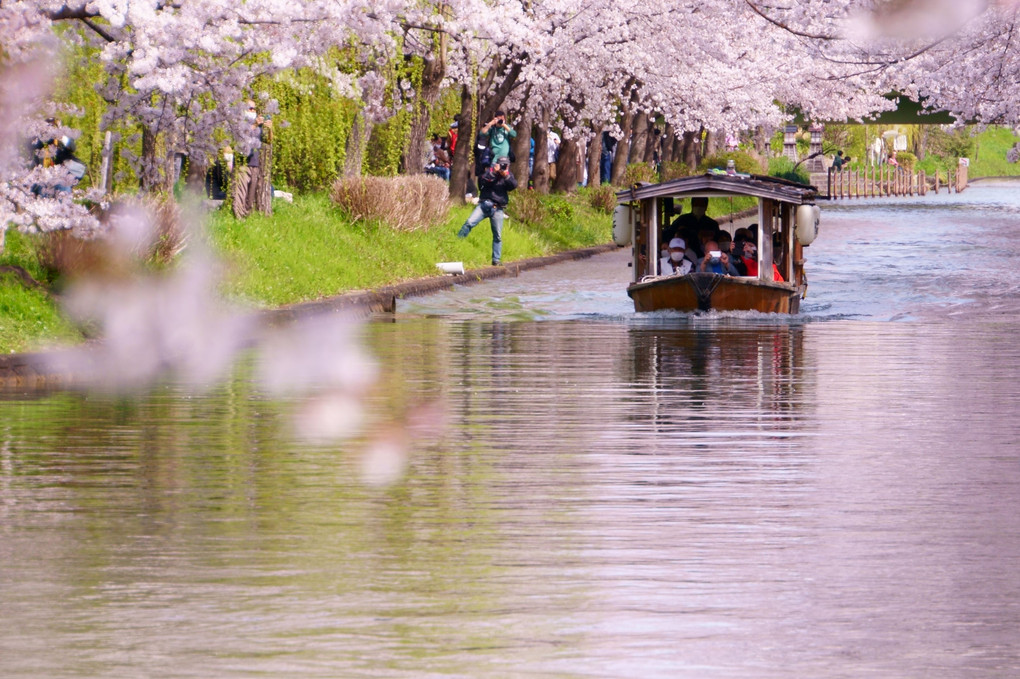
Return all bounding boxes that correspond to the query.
[360,401,448,487]
[257,313,378,396]
[259,313,379,446]
[44,205,252,392]
[361,435,409,487]
[847,0,989,41]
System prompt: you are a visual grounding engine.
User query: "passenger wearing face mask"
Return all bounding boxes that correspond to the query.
[660,237,694,275]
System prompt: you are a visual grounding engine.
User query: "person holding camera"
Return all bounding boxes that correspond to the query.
[698,240,739,276]
[456,156,518,266]
[482,110,516,165]
[29,117,86,196]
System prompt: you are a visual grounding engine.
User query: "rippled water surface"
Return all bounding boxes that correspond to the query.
[3,182,1020,677]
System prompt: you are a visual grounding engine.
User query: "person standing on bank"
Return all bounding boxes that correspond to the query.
[482,110,516,164]
[457,156,517,266]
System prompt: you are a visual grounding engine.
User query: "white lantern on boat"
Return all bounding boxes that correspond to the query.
[795,204,820,246]
[612,204,634,246]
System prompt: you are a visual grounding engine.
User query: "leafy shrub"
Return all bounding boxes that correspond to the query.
[894,151,917,169]
[330,175,450,231]
[767,156,810,184]
[587,184,617,214]
[660,161,692,182]
[623,162,657,186]
[697,150,763,174]
[546,195,575,221]
[927,126,975,159]
[507,189,547,225]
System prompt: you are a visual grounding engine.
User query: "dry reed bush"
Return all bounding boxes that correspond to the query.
[36,230,100,283]
[331,175,450,231]
[36,195,189,282]
[144,196,189,265]
[588,184,617,214]
[506,189,547,225]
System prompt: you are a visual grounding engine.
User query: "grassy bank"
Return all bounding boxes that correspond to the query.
[208,189,613,307]
[0,189,614,352]
[969,127,1020,177]
[0,231,85,353]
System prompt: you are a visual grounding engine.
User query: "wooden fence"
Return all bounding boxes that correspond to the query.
[823,163,968,199]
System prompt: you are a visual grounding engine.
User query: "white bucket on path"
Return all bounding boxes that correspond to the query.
[436,262,465,275]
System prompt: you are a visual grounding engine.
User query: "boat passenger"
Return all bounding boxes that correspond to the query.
[699,240,739,276]
[718,231,746,275]
[733,227,754,267]
[661,237,695,275]
[664,196,719,257]
[717,231,734,256]
[739,241,784,282]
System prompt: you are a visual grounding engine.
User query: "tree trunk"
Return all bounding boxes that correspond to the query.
[643,120,660,164]
[628,111,649,165]
[532,110,551,194]
[670,130,684,163]
[510,111,531,188]
[914,125,928,160]
[587,124,603,189]
[703,128,720,157]
[552,137,579,193]
[343,110,372,177]
[682,129,699,170]
[139,124,162,192]
[448,84,475,201]
[401,47,447,175]
[478,58,524,126]
[610,100,636,185]
[753,125,769,157]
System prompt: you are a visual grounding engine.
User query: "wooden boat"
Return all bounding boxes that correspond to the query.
[613,173,820,314]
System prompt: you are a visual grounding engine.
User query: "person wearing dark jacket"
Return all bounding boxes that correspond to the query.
[456,156,518,266]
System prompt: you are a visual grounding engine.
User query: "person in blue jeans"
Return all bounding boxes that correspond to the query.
[457,156,517,266]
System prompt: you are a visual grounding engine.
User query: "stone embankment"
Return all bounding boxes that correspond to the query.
[1,244,618,389]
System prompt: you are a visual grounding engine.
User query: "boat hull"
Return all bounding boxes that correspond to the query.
[627,273,802,314]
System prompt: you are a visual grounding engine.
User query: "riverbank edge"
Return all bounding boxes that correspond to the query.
[0,242,620,389]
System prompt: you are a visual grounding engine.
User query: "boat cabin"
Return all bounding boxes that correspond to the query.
[613,173,820,313]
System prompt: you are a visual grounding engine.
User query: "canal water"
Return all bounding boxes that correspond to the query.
[3,181,1020,677]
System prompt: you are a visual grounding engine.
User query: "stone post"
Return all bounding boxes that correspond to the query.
[783,124,798,163]
[808,124,824,172]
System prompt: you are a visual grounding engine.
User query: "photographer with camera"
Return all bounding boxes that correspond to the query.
[456,156,518,266]
[29,117,87,197]
[481,110,516,166]
[698,240,739,276]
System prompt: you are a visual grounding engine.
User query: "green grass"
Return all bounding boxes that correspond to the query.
[969,127,1020,178]
[0,230,85,353]
[207,190,613,307]
[915,126,1020,180]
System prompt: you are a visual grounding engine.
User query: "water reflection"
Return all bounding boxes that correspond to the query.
[4,185,1020,676]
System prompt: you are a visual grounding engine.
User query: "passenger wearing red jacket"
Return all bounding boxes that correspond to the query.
[739,242,784,282]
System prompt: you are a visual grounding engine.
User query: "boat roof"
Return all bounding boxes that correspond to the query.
[615,173,817,205]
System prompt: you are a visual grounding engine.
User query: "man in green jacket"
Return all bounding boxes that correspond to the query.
[481,110,516,163]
